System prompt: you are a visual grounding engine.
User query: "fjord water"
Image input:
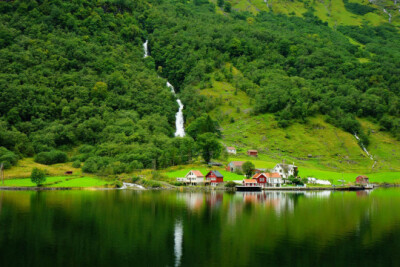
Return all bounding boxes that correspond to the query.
[1,189,400,266]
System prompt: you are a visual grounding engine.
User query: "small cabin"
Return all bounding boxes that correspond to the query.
[226,161,245,172]
[64,171,73,175]
[243,179,258,187]
[247,150,258,157]
[206,170,224,186]
[356,175,369,185]
[226,146,237,155]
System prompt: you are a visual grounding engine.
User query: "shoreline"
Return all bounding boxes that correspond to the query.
[1,183,399,192]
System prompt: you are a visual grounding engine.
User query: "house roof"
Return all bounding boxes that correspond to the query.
[243,179,257,183]
[227,147,236,150]
[207,170,223,178]
[356,175,369,179]
[190,170,204,177]
[265,172,281,178]
[231,161,244,166]
[253,173,262,179]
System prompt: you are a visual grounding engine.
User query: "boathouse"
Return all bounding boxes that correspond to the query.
[355,175,369,185]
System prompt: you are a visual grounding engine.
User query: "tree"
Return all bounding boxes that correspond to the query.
[242,161,255,178]
[217,0,224,7]
[224,2,232,12]
[31,168,46,186]
[196,133,222,163]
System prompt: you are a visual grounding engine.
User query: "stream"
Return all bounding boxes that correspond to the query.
[143,40,185,137]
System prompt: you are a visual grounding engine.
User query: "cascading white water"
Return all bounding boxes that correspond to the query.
[120,183,146,190]
[166,82,185,137]
[143,40,149,58]
[143,40,185,137]
[354,133,374,160]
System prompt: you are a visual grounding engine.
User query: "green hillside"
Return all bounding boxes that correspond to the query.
[222,0,400,27]
[1,0,400,180]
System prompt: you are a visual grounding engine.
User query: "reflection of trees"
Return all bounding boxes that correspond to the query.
[0,190,400,266]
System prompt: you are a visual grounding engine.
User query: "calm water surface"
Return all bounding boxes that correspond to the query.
[0,189,400,266]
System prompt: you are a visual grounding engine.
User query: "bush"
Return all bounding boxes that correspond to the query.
[225,181,237,188]
[0,147,19,169]
[114,180,123,188]
[131,177,140,183]
[34,150,68,165]
[72,160,81,168]
[31,168,46,186]
[141,179,162,188]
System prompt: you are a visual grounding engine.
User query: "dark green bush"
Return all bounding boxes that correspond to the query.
[34,150,68,165]
[225,181,237,188]
[72,160,81,168]
[0,147,19,169]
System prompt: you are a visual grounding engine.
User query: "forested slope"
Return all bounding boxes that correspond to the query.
[1,0,400,174]
[0,0,196,173]
[144,0,400,171]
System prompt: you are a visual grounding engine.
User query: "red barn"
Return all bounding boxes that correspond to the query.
[205,170,224,186]
[356,175,369,185]
[247,150,258,157]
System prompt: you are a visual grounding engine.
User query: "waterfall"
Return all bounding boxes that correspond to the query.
[166,82,186,137]
[143,40,149,58]
[174,220,183,267]
[383,8,392,23]
[354,133,374,160]
[143,40,185,137]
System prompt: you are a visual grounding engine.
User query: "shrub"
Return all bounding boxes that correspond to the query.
[34,150,68,165]
[225,181,237,188]
[141,179,161,188]
[114,180,123,188]
[31,168,46,186]
[72,160,81,168]
[0,147,19,169]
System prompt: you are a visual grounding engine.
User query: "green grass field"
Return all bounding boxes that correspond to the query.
[1,176,109,188]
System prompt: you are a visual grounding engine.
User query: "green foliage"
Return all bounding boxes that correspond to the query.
[196,133,222,163]
[141,179,162,188]
[343,0,375,16]
[0,147,19,169]
[114,180,123,188]
[72,160,81,168]
[224,181,237,188]
[186,114,221,140]
[30,168,46,186]
[242,161,255,178]
[34,150,68,165]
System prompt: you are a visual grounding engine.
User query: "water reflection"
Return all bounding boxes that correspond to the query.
[0,189,400,266]
[174,220,183,267]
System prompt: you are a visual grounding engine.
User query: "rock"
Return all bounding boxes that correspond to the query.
[308,154,312,158]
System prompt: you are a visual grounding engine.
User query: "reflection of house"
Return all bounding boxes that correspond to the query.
[205,170,224,186]
[226,147,236,154]
[243,179,258,187]
[273,162,298,179]
[253,173,283,187]
[356,175,369,185]
[226,161,244,172]
[247,150,258,157]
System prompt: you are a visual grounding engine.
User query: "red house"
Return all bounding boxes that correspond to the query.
[356,175,369,185]
[253,173,268,187]
[247,150,258,157]
[205,170,224,186]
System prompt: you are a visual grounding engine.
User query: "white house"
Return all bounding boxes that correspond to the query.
[226,146,236,155]
[273,162,298,180]
[180,170,204,185]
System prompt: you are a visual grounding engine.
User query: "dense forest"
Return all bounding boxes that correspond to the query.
[1,0,400,173]
[146,1,400,145]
